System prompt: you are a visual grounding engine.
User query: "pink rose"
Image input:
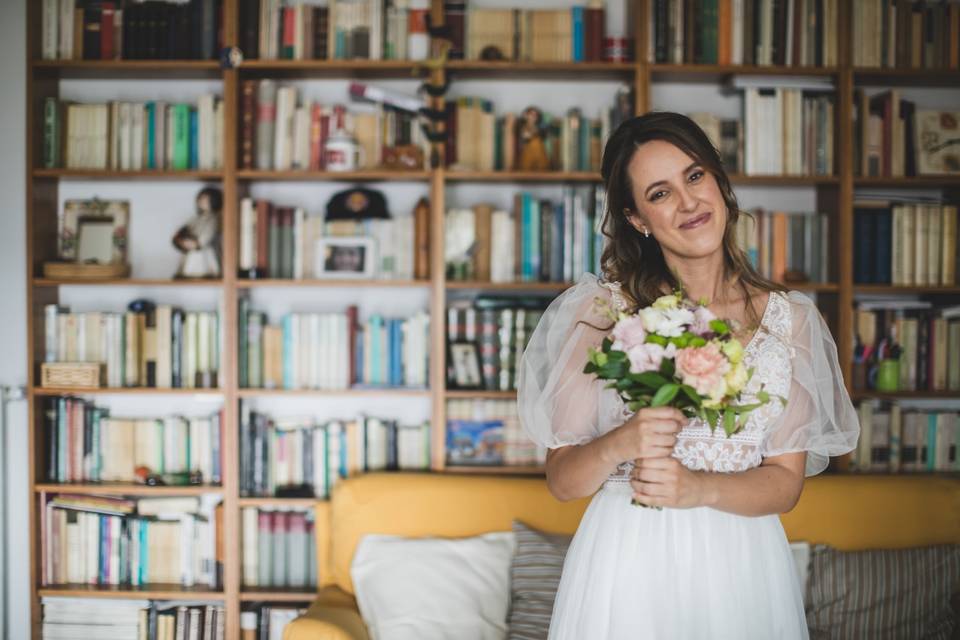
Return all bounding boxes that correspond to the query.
[690,306,717,336]
[611,315,647,351]
[627,342,676,375]
[675,343,731,396]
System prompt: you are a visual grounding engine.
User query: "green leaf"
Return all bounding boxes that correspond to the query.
[601,336,613,350]
[646,334,668,346]
[583,363,597,374]
[689,336,707,347]
[651,383,680,407]
[659,359,675,378]
[756,389,770,403]
[595,352,609,367]
[709,319,730,335]
[633,371,670,387]
[679,385,702,404]
[723,409,735,436]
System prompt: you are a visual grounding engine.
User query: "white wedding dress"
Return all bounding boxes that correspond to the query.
[517,274,859,640]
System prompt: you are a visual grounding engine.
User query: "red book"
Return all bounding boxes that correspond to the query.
[282,7,296,59]
[100,3,116,60]
[584,7,604,62]
[346,305,358,386]
[256,200,270,276]
[241,80,258,170]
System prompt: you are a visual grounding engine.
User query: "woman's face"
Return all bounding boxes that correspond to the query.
[625,140,727,262]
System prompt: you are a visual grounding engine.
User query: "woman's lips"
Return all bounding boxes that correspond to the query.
[679,211,712,230]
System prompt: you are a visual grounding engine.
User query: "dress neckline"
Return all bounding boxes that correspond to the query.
[742,291,777,354]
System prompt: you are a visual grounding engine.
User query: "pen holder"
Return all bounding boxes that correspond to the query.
[876,359,900,392]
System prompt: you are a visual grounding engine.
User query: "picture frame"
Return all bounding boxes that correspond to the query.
[449,341,483,390]
[315,236,376,279]
[59,198,130,264]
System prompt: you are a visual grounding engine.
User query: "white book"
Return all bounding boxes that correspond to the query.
[43,0,59,59]
[240,198,256,271]
[293,207,305,279]
[307,313,320,389]
[198,94,215,170]
[313,427,327,498]
[154,102,167,169]
[58,0,74,60]
[292,105,311,170]
[214,99,224,169]
[118,102,131,170]
[242,507,259,586]
[273,86,297,171]
[131,103,144,171]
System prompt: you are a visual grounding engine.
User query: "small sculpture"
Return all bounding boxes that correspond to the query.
[517,106,550,172]
[173,186,222,279]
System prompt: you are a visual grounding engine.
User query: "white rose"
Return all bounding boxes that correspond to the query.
[658,307,695,337]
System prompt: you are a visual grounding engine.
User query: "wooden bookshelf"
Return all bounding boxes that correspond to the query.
[22,0,960,638]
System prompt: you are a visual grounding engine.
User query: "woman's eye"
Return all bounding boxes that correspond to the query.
[650,190,666,202]
[689,170,704,182]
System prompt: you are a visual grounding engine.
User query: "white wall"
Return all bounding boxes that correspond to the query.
[0,0,29,638]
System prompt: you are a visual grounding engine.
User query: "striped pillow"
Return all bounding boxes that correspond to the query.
[507,521,572,640]
[806,544,960,640]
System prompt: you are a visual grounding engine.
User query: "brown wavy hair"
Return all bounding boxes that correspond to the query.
[599,111,784,325]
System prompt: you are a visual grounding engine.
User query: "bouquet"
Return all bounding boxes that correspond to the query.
[584,290,783,443]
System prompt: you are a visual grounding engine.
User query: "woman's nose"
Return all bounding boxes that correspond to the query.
[677,185,698,212]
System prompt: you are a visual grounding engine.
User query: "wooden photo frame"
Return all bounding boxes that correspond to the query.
[449,341,483,390]
[315,236,376,279]
[59,198,130,264]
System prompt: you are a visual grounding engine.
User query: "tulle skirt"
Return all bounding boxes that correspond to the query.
[549,479,808,640]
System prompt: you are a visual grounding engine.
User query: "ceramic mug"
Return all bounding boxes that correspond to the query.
[326,135,365,172]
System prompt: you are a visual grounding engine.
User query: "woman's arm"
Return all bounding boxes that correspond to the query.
[630,451,807,516]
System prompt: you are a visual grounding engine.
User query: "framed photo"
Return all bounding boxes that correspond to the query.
[315,236,376,279]
[59,198,130,264]
[449,341,483,390]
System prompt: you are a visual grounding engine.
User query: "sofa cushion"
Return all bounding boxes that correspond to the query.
[805,543,960,639]
[507,521,573,640]
[350,532,516,640]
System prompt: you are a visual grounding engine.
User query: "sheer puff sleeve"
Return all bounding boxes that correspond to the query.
[761,292,860,476]
[517,273,626,450]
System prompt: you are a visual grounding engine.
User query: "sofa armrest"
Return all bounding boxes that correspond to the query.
[283,587,369,640]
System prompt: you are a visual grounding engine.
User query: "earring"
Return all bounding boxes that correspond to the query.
[642,227,651,238]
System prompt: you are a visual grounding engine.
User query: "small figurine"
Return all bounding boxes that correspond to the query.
[517,106,550,172]
[173,186,222,279]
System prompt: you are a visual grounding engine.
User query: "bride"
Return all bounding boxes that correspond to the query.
[517,111,859,639]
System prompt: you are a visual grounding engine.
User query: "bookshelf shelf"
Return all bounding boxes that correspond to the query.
[34,483,223,496]
[852,285,960,294]
[236,388,431,398]
[235,169,430,181]
[238,590,319,602]
[445,60,635,79]
[31,387,223,397]
[237,278,429,288]
[32,169,223,181]
[237,59,423,78]
[649,64,839,83]
[31,59,222,79]
[851,391,960,401]
[852,68,960,87]
[726,174,840,186]
[237,497,319,508]
[443,465,544,476]
[853,176,960,187]
[33,278,224,288]
[445,170,601,183]
[446,281,571,292]
[784,282,840,292]
[38,585,225,600]
[445,390,517,399]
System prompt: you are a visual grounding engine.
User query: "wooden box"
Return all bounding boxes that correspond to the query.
[40,362,102,389]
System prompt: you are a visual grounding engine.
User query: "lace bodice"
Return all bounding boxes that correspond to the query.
[602,284,794,480]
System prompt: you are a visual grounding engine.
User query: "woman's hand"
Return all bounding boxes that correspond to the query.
[630,456,709,509]
[601,407,685,465]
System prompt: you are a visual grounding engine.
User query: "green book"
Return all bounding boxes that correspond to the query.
[172,103,191,170]
[43,97,60,168]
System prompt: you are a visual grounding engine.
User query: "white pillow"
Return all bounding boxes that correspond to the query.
[789,541,811,605]
[351,532,516,640]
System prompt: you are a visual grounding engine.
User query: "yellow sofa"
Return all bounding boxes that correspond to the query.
[284,472,960,640]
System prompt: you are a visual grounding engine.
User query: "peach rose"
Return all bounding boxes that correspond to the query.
[675,343,731,396]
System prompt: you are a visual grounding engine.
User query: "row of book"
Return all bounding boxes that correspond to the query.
[237,198,420,281]
[43,96,225,171]
[238,302,430,390]
[240,407,431,498]
[854,91,956,177]
[42,494,221,588]
[40,0,221,61]
[852,0,960,69]
[240,80,430,172]
[742,87,834,176]
[649,0,839,67]
[242,606,304,640]
[44,304,221,389]
[43,397,223,485]
[445,187,605,284]
[465,4,609,63]
[243,0,430,61]
[851,404,960,472]
[446,399,546,467]
[853,303,960,393]
[688,112,742,173]
[446,86,634,173]
[853,201,958,286]
[446,301,543,393]
[42,598,227,640]
[735,209,831,284]
[241,508,317,589]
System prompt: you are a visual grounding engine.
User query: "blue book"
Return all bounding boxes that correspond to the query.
[874,209,892,284]
[57,397,67,482]
[530,198,542,281]
[145,102,156,169]
[139,521,148,585]
[282,315,294,389]
[572,7,584,62]
[579,113,589,170]
[189,108,199,169]
[927,414,937,471]
[99,515,109,582]
[355,328,363,385]
[393,320,403,385]
[370,316,383,385]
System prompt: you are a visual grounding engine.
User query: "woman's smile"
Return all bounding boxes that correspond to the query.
[679,211,712,230]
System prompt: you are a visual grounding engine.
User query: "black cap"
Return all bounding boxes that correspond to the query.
[325,187,391,221]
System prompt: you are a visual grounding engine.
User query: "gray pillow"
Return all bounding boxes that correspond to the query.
[507,521,573,640]
[806,544,960,640]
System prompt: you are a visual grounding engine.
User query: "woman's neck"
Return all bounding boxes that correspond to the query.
[662,249,731,304]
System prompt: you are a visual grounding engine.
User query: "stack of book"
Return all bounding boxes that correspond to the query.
[742,86,835,176]
[240,80,429,171]
[851,2,960,69]
[238,198,416,281]
[447,300,544,392]
[40,0,222,61]
[465,4,608,62]
[240,407,431,498]
[649,0,839,66]
[853,200,957,285]
[42,96,224,171]
[239,303,429,390]
[42,598,226,640]
[243,0,427,61]
[735,209,831,284]
[854,302,960,393]
[687,112,743,173]
[445,187,605,284]
[445,87,634,173]
[446,399,545,467]
[43,303,221,389]
[241,507,317,588]
[149,602,227,640]
[43,397,223,485]
[850,402,960,473]
[42,495,221,588]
